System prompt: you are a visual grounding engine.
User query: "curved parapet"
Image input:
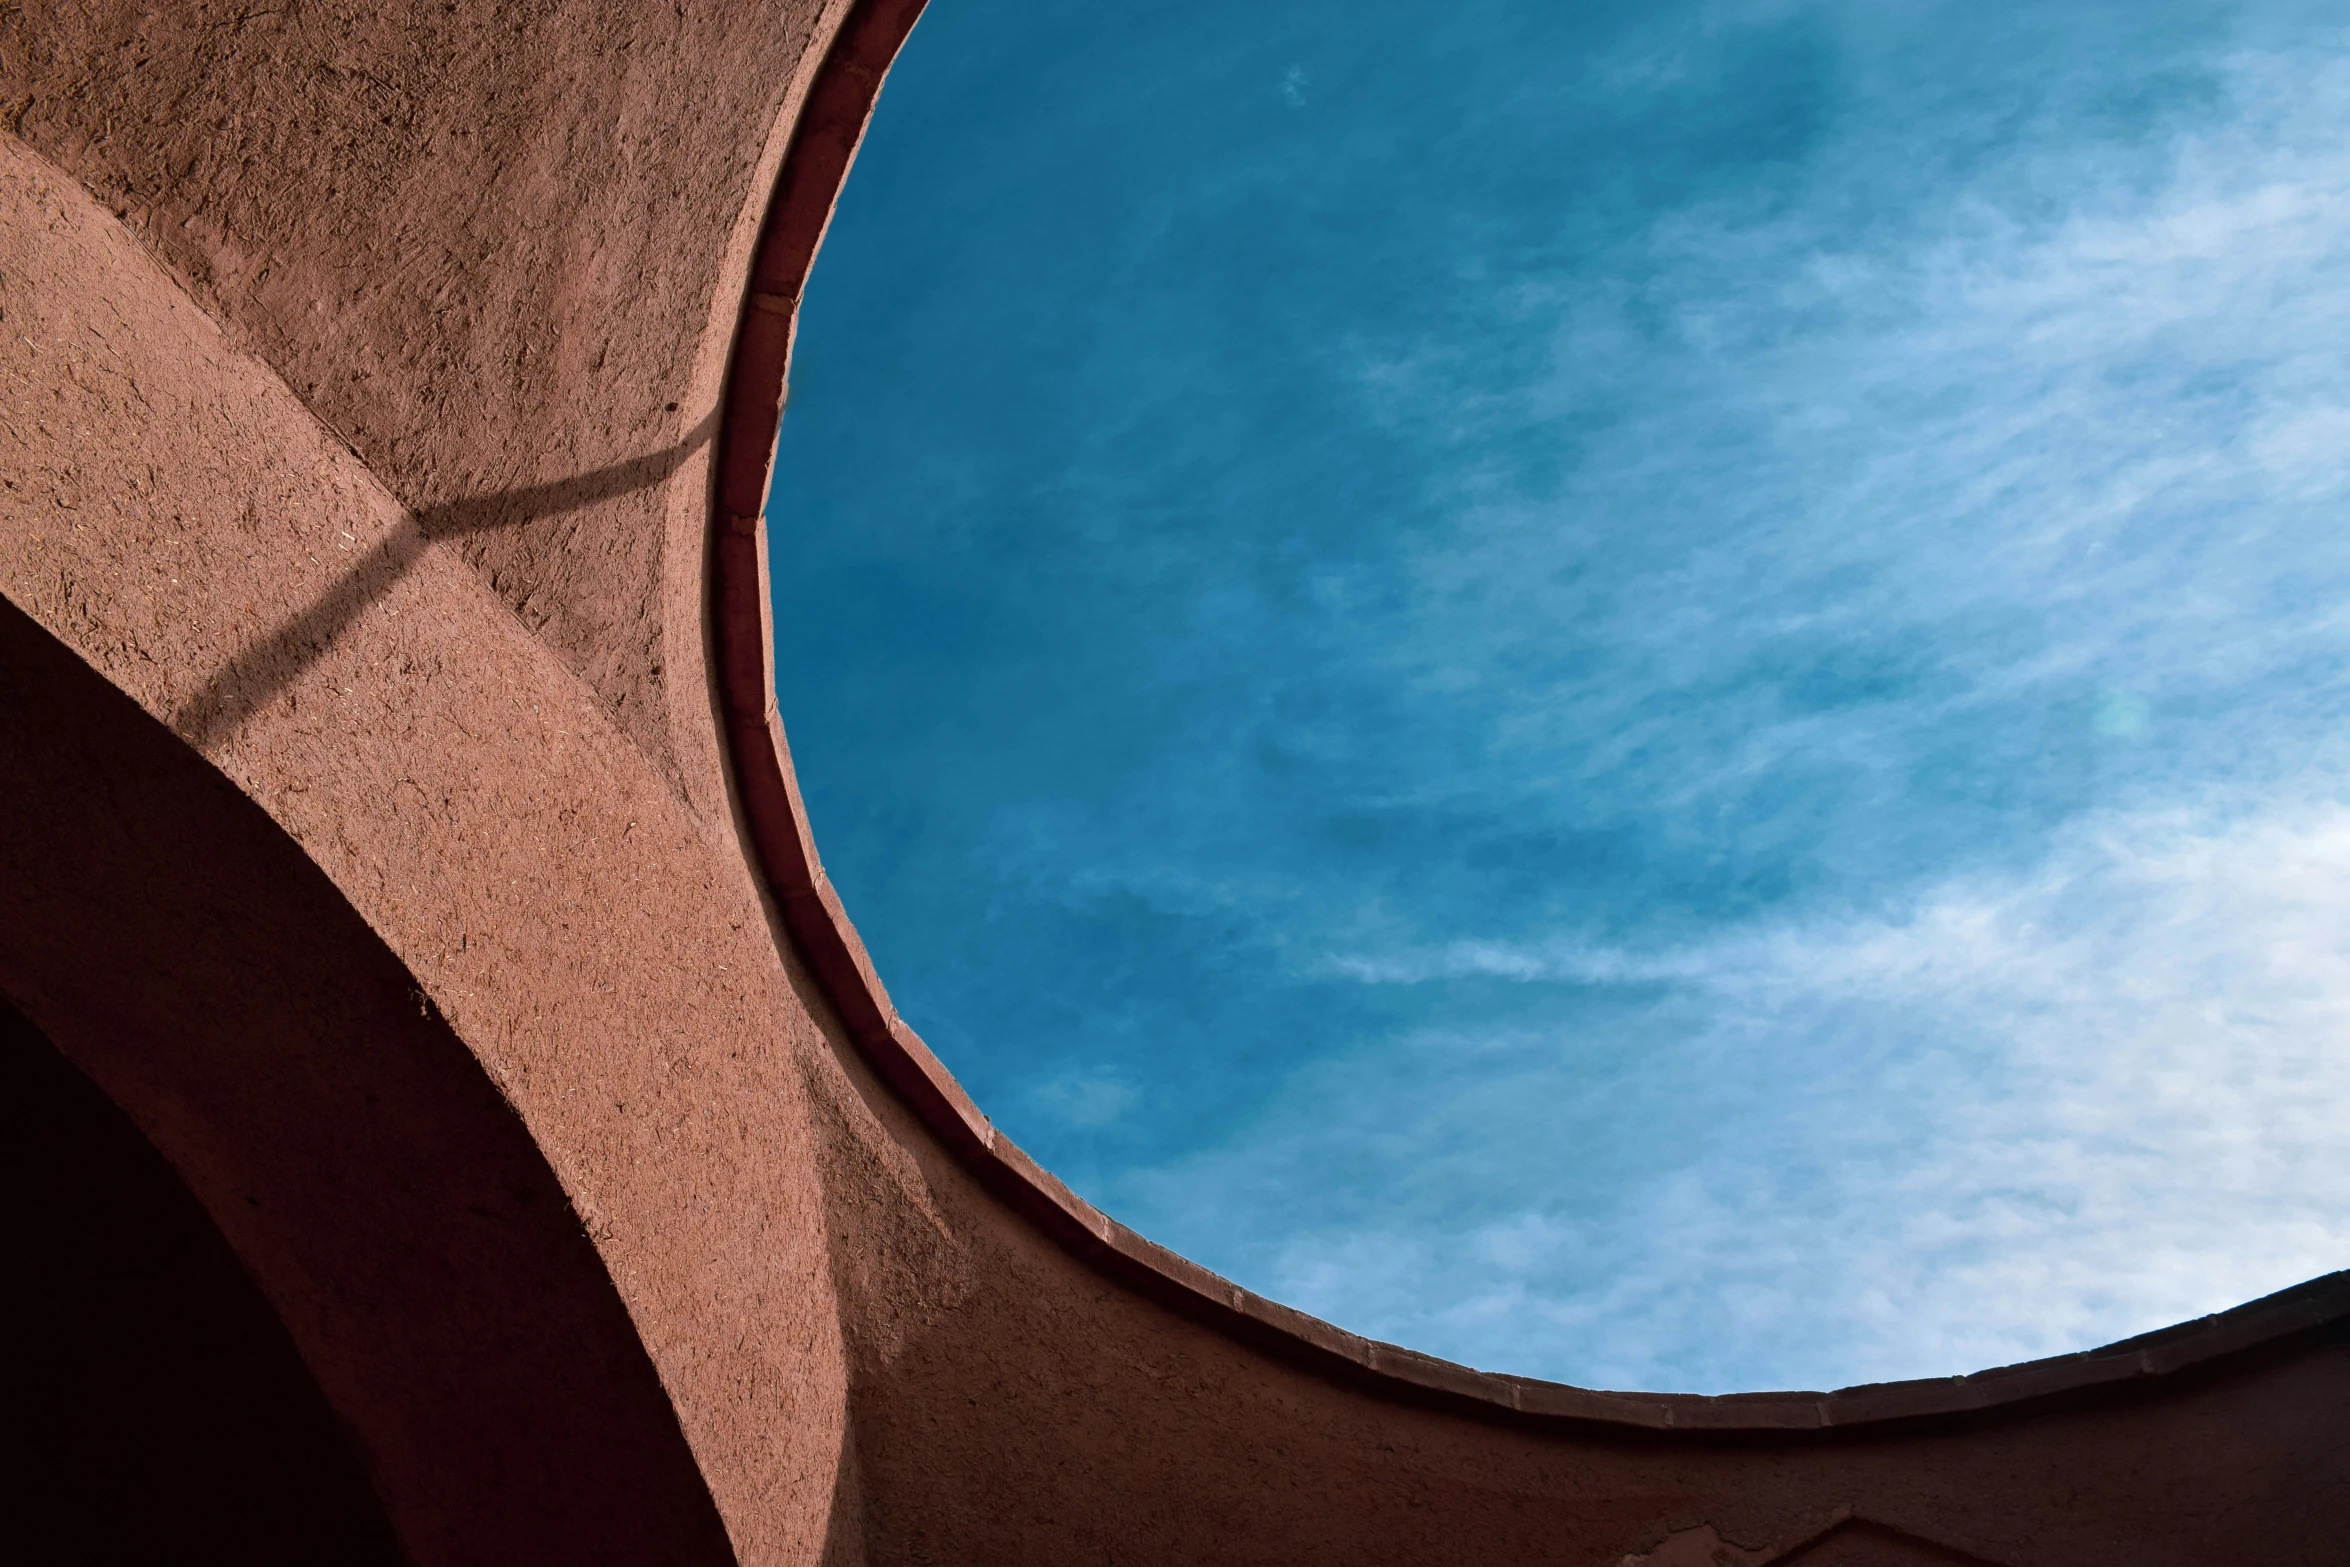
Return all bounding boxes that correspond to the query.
[4,3,2345,1563]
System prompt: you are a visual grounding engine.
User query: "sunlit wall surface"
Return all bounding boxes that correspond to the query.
[770,0,2350,1392]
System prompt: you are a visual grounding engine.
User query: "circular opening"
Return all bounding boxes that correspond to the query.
[771,0,2350,1393]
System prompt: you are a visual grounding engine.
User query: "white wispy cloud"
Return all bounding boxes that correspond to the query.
[1028,1068,1141,1128]
[1208,792,2350,1390]
[1116,37,2350,1392]
[1365,43,2350,818]
[787,1,2350,1393]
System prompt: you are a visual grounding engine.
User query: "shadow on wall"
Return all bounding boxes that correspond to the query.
[171,411,718,747]
[0,993,405,1564]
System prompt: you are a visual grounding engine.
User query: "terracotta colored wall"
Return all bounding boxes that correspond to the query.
[1,5,2343,1564]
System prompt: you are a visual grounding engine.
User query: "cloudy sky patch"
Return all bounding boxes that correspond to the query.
[772,0,2350,1390]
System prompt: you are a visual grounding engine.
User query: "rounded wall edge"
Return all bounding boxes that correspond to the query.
[705,2,2350,1438]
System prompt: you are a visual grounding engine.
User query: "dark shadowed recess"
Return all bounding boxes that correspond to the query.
[0,993,406,1566]
[0,593,736,1567]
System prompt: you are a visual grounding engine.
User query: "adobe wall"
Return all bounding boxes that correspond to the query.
[1,5,2342,1565]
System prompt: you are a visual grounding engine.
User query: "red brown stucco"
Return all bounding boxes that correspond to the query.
[2,4,2344,1563]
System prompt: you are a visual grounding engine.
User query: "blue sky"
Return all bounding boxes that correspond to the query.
[770,0,2350,1392]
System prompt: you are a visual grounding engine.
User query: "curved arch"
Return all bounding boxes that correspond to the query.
[710,0,2350,1438]
[0,595,735,1567]
[1,992,405,1564]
